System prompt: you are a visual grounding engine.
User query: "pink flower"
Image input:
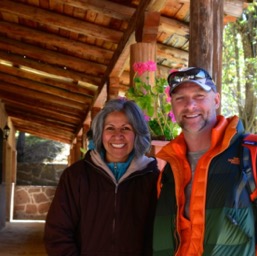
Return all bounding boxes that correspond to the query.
[147,61,157,71]
[144,114,150,122]
[168,111,176,123]
[133,62,148,75]
[141,88,147,95]
[133,61,157,75]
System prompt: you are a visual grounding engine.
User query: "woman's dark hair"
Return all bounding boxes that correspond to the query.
[91,98,151,158]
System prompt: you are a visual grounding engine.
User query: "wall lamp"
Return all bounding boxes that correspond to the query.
[3,124,10,140]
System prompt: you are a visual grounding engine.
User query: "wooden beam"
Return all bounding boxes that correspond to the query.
[157,43,188,62]
[55,0,134,21]
[0,0,123,43]
[159,16,189,36]
[168,0,244,19]
[224,0,244,17]
[0,63,96,97]
[136,11,161,42]
[0,72,93,104]
[108,77,120,99]
[104,0,154,82]
[147,0,169,11]
[110,33,135,77]
[0,37,106,76]
[3,99,80,124]
[0,50,101,86]
[11,118,73,144]
[0,21,114,63]
[0,85,87,115]
[6,106,76,130]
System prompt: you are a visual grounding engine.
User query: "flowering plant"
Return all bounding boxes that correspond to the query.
[126,61,180,140]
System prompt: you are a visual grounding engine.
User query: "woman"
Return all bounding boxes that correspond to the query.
[44,98,160,256]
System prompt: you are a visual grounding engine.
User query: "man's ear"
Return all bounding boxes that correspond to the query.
[214,92,220,110]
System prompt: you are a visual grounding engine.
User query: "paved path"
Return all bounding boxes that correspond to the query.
[0,222,47,256]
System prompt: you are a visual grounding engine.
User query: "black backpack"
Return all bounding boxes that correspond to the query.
[241,134,257,204]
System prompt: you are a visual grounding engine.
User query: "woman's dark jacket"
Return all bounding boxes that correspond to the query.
[44,150,159,256]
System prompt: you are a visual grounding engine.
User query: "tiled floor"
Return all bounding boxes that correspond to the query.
[0,222,47,256]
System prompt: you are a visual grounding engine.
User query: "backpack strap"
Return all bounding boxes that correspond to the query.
[241,134,257,203]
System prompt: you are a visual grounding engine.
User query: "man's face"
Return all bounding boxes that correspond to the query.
[171,82,220,135]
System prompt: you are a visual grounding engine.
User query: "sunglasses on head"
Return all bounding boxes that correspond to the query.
[168,67,212,87]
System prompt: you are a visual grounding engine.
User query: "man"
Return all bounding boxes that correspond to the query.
[153,67,256,256]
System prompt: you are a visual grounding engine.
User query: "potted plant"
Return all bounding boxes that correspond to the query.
[126,60,180,141]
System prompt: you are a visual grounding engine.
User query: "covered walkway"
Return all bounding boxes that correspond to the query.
[0,222,47,256]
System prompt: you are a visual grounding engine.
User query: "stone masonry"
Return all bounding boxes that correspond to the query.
[13,163,67,220]
[13,186,56,220]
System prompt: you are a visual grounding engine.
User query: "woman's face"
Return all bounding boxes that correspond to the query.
[102,111,135,163]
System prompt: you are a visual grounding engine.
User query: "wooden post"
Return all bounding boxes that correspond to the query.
[69,145,74,165]
[189,0,213,71]
[189,0,224,96]
[91,107,101,121]
[83,124,90,150]
[212,0,224,100]
[108,77,120,99]
[189,0,224,114]
[130,42,156,86]
[130,11,160,87]
[74,136,82,161]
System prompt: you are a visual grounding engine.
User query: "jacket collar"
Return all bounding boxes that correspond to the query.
[88,150,156,183]
[157,115,244,160]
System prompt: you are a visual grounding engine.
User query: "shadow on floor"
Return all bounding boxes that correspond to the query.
[0,221,47,256]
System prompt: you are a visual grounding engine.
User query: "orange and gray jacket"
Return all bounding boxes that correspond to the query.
[153,115,256,256]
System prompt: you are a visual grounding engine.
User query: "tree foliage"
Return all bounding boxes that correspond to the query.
[16,132,68,163]
[222,1,257,133]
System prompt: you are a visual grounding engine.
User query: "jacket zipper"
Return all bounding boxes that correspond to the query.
[112,163,118,234]
[85,158,156,249]
[111,168,155,250]
[111,181,119,250]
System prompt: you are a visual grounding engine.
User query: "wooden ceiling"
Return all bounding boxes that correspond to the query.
[0,0,248,144]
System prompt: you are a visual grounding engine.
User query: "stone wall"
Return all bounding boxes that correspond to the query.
[13,162,67,220]
[17,163,66,186]
[13,185,56,220]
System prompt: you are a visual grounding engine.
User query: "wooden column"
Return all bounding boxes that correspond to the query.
[130,43,157,86]
[212,0,224,98]
[91,107,101,121]
[108,77,120,99]
[4,143,14,221]
[130,11,160,86]
[74,136,82,161]
[68,145,75,166]
[189,0,224,97]
[82,124,90,150]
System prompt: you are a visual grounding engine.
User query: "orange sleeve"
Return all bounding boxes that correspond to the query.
[157,170,163,198]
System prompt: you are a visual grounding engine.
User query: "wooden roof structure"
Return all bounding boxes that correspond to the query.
[0,0,249,145]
